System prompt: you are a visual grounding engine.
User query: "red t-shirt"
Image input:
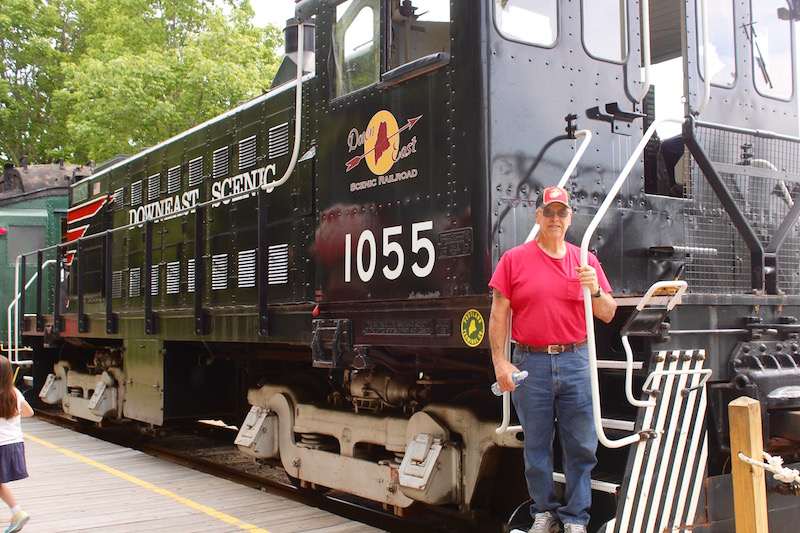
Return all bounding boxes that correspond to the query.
[489,240,612,346]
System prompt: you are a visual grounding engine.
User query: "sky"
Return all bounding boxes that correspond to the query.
[251,1,296,29]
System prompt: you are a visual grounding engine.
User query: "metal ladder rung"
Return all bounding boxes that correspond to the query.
[553,472,620,494]
[601,417,636,432]
[596,359,643,370]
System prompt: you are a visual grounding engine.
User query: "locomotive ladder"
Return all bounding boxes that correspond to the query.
[579,116,713,532]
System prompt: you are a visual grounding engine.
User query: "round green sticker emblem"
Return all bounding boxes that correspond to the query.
[461,309,485,347]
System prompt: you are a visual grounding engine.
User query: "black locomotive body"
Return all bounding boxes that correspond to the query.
[14,0,800,531]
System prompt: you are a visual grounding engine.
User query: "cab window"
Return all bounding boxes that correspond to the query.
[388,0,450,70]
[749,0,793,100]
[696,0,735,87]
[333,0,380,97]
[582,0,628,62]
[494,0,557,47]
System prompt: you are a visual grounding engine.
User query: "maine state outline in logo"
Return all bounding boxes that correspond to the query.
[461,309,485,347]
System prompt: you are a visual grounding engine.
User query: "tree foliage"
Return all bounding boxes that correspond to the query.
[1,0,283,165]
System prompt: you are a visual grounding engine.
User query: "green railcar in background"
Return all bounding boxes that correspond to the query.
[0,161,90,349]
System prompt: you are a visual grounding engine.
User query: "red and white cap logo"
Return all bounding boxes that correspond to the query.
[538,186,570,208]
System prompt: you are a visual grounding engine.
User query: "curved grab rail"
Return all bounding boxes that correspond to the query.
[262,22,306,193]
[634,0,652,104]
[696,0,711,114]
[579,117,685,448]
[750,159,793,207]
[496,130,592,435]
[8,258,56,365]
[495,314,521,434]
[621,280,688,409]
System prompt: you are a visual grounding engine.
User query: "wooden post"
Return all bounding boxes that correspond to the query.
[728,396,769,533]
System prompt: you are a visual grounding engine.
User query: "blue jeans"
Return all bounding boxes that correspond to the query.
[511,345,597,526]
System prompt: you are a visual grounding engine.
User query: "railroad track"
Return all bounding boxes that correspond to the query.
[34,409,488,533]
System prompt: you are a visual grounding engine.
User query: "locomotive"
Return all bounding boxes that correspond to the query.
[9,0,800,530]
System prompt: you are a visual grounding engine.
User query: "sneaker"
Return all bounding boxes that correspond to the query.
[529,511,560,533]
[5,511,29,533]
[563,523,587,533]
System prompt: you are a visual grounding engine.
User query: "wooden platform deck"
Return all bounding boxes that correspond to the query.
[7,418,386,533]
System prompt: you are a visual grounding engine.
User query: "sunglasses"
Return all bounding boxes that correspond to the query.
[541,208,571,219]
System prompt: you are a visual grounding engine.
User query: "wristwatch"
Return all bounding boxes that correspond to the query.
[592,286,603,298]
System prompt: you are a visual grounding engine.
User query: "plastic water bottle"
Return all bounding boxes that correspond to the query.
[491,370,529,396]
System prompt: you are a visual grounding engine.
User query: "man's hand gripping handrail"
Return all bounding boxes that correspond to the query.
[579,117,685,448]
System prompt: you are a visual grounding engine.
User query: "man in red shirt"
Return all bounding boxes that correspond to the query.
[489,186,616,533]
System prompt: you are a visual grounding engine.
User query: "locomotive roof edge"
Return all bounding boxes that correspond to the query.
[70,72,314,188]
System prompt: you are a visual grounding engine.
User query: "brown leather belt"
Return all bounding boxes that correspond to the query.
[515,339,588,355]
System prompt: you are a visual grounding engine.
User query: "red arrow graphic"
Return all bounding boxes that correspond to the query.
[345,115,422,172]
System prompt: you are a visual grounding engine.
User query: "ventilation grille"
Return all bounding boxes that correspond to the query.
[268,244,289,285]
[239,135,257,170]
[113,188,125,211]
[167,165,181,194]
[189,156,204,187]
[148,174,160,201]
[131,181,143,206]
[111,271,123,299]
[187,258,196,293]
[129,268,141,297]
[238,249,257,288]
[166,261,180,294]
[269,123,290,159]
[213,147,229,180]
[212,254,228,290]
[150,264,159,295]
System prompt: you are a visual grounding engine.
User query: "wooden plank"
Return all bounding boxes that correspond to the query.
[728,396,769,533]
[14,418,387,533]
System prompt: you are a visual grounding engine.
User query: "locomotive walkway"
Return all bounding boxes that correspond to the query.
[11,417,385,533]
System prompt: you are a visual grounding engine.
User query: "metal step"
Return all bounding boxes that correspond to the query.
[597,359,643,370]
[602,417,636,432]
[553,472,620,494]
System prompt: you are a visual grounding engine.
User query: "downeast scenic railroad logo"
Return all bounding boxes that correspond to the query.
[346,110,421,175]
[461,309,485,347]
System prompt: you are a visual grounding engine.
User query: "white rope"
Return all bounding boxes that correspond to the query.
[738,451,800,484]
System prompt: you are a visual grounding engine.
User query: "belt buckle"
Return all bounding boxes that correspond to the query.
[547,345,560,355]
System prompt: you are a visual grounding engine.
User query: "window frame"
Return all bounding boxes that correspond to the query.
[749,0,795,101]
[695,0,737,88]
[580,0,630,64]
[492,0,559,49]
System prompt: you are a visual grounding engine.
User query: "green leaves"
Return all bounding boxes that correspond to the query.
[1,0,283,165]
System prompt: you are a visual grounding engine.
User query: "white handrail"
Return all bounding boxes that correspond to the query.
[641,368,712,395]
[580,117,685,448]
[634,0,652,104]
[621,280,688,409]
[261,22,306,192]
[261,22,306,193]
[496,130,592,435]
[696,0,710,114]
[8,258,56,365]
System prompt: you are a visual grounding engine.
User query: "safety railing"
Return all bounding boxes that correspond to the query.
[580,117,688,448]
[696,0,710,114]
[6,258,57,365]
[621,280,690,409]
